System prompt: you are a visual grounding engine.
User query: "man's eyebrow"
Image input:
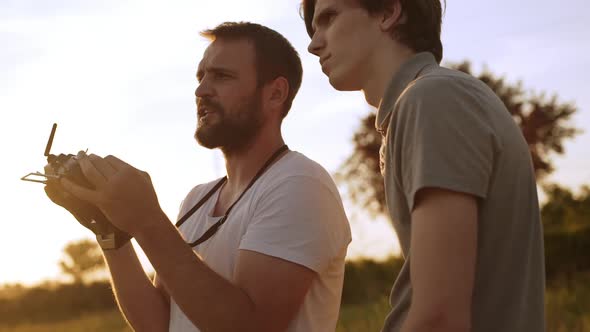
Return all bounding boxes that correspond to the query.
[312,5,337,32]
[196,66,238,81]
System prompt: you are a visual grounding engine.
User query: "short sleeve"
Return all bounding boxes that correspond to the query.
[239,176,351,273]
[392,76,500,211]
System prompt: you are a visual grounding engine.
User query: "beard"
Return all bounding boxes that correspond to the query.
[194,89,264,152]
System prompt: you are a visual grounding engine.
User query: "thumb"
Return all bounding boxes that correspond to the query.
[44,184,66,206]
[60,178,99,204]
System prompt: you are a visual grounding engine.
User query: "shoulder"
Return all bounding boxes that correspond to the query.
[252,151,347,220]
[241,152,351,269]
[392,67,503,128]
[401,67,488,105]
[263,151,340,193]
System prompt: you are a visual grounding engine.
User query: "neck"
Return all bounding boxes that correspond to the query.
[221,127,285,193]
[362,43,415,108]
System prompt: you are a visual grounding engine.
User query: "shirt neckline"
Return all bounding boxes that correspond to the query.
[205,150,295,219]
[376,52,438,132]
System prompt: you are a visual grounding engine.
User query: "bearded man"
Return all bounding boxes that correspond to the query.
[47,22,351,332]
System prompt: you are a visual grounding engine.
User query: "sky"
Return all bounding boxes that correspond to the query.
[1,0,589,285]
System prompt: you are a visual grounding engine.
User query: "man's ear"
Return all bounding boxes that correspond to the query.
[265,76,289,114]
[380,0,404,32]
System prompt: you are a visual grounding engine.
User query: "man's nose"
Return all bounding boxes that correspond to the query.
[195,80,213,99]
[307,32,324,57]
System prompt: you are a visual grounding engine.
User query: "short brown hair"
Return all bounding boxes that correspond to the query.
[301,0,445,63]
[201,22,303,117]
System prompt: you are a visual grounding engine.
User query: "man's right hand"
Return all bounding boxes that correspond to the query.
[44,180,100,233]
[43,162,109,234]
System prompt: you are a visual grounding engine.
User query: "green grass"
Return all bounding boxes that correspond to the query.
[2,274,589,332]
[336,273,590,332]
[545,273,590,332]
[336,296,390,332]
[0,310,130,332]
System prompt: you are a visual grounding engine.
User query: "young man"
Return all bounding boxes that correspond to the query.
[301,1,545,331]
[47,22,351,332]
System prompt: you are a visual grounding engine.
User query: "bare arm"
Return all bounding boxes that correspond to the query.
[134,216,316,332]
[401,188,477,332]
[102,241,170,332]
[62,154,317,331]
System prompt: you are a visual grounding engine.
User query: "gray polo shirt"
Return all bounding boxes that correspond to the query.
[377,52,546,332]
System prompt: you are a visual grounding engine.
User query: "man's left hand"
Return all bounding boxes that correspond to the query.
[61,153,164,236]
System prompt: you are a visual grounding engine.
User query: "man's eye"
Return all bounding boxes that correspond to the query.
[215,72,230,79]
[320,12,337,26]
[327,13,336,24]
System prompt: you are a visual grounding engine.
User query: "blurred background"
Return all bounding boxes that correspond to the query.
[1,0,589,331]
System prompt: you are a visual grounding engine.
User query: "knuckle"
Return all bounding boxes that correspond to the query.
[78,156,91,166]
[44,165,54,173]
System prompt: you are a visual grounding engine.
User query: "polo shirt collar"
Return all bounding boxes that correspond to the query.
[375,52,438,131]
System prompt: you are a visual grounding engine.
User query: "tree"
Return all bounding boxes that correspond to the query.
[541,184,590,232]
[337,61,581,217]
[59,239,106,284]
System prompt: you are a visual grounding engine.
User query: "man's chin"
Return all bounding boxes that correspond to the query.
[196,141,219,150]
[194,129,221,150]
[194,129,255,152]
[328,73,360,92]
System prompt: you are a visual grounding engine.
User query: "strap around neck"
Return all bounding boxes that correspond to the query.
[176,144,289,247]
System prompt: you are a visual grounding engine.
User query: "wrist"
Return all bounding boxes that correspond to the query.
[133,208,170,241]
[97,231,132,251]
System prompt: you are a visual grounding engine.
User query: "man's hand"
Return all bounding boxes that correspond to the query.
[44,178,95,230]
[60,153,164,237]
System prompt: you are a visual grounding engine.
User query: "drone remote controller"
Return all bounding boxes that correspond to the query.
[22,124,131,250]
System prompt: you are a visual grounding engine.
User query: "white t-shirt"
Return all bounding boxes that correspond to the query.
[168,151,352,332]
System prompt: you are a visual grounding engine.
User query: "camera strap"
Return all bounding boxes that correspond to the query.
[175,144,289,247]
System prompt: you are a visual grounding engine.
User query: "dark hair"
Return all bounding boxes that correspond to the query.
[200,22,303,118]
[301,0,445,64]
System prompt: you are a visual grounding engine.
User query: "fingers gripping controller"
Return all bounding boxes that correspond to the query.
[21,124,131,250]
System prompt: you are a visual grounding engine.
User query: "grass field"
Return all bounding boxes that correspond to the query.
[1,274,589,332]
[0,310,130,332]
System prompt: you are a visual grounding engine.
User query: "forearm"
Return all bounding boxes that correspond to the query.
[401,305,471,332]
[103,241,170,332]
[135,212,259,332]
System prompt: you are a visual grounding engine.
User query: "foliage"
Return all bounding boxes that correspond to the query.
[539,185,590,280]
[337,61,581,216]
[340,227,590,305]
[334,113,385,216]
[452,62,581,177]
[59,239,106,284]
[545,226,590,280]
[335,272,590,332]
[541,184,590,232]
[545,273,590,332]
[0,281,117,326]
[341,256,403,305]
[336,296,391,332]
[0,284,27,301]
[0,309,130,332]
[1,262,589,331]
